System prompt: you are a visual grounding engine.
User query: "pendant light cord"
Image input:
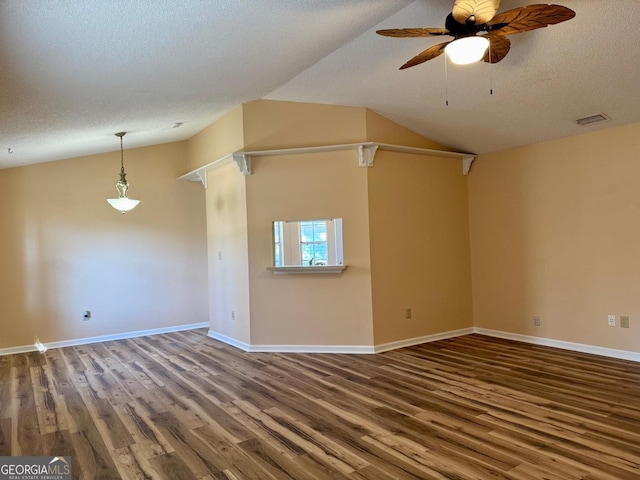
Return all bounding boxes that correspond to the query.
[120,134,125,173]
[115,132,128,183]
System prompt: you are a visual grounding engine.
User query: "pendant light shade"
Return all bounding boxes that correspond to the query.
[107,132,140,214]
[445,36,490,65]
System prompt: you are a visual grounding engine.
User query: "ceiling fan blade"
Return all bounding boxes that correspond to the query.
[483,34,511,63]
[399,41,450,70]
[452,0,501,25]
[488,4,575,35]
[376,28,450,38]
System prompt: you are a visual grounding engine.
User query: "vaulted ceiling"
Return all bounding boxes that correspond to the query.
[1,0,638,169]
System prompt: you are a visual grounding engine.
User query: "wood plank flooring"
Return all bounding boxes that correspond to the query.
[1,331,639,479]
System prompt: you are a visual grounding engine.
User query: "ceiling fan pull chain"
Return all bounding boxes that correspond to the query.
[444,53,449,106]
[489,40,493,96]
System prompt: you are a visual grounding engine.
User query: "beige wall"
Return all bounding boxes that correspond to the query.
[184,105,244,173]
[365,109,451,151]
[10,98,629,354]
[242,100,367,150]
[468,122,640,352]
[245,151,374,346]
[0,142,209,349]
[196,99,463,349]
[205,162,251,344]
[368,152,473,345]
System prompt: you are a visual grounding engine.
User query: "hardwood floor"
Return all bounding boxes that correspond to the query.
[1,331,639,479]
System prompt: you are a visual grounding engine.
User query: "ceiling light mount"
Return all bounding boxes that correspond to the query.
[106,132,140,214]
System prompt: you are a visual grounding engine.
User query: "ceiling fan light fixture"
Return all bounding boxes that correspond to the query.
[445,36,490,65]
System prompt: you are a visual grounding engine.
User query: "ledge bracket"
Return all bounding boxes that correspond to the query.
[358,144,379,168]
[232,153,253,175]
[462,155,476,176]
[195,169,208,188]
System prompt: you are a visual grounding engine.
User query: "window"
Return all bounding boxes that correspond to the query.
[273,221,284,267]
[299,221,328,265]
[272,219,343,267]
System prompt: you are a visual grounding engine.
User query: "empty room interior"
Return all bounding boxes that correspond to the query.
[1,1,639,479]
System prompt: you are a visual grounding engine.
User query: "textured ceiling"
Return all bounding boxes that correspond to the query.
[1,0,639,169]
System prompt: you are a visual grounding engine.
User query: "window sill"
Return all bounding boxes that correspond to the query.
[266,265,347,275]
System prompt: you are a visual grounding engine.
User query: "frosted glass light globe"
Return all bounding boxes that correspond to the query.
[445,36,490,65]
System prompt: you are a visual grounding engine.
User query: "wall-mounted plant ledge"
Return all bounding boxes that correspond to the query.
[266,265,348,274]
[178,142,477,186]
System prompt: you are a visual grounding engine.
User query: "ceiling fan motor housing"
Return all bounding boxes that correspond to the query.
[445,13,484,39]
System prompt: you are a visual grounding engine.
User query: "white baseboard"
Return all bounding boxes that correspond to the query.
[207,328,474,354]
[250,344,376,354]
[475,328,640,362]
[6,322,635,363]
[207,330,251,352]
[207,330,375,354]
[0,322,209,357]
[374,328,475,353]
[208,326,639,362]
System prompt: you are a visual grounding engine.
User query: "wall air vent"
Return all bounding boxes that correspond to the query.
[576,113,610,126]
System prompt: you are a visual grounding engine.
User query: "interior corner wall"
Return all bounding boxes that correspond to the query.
[364,109,451,151]
[185,105,244,173]
[241,100,367,150]
[194,99,470,350]
[468,122,640,352]
[245,151,374,347]
[205,162,251,344]
[368,152,474,345]
[0,142,209,349]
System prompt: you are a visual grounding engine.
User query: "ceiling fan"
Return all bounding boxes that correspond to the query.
[377,1,575,68]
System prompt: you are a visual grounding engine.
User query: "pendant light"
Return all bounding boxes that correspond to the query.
[107,132,140,214]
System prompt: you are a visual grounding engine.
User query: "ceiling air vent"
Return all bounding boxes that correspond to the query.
[576,113,610,126]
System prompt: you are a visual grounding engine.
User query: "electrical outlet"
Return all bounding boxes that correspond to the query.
[608,314,616,327]
[533,316,541,326]
[405,308,412,320]
[83,310,91,321]
[620,316,630,328]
